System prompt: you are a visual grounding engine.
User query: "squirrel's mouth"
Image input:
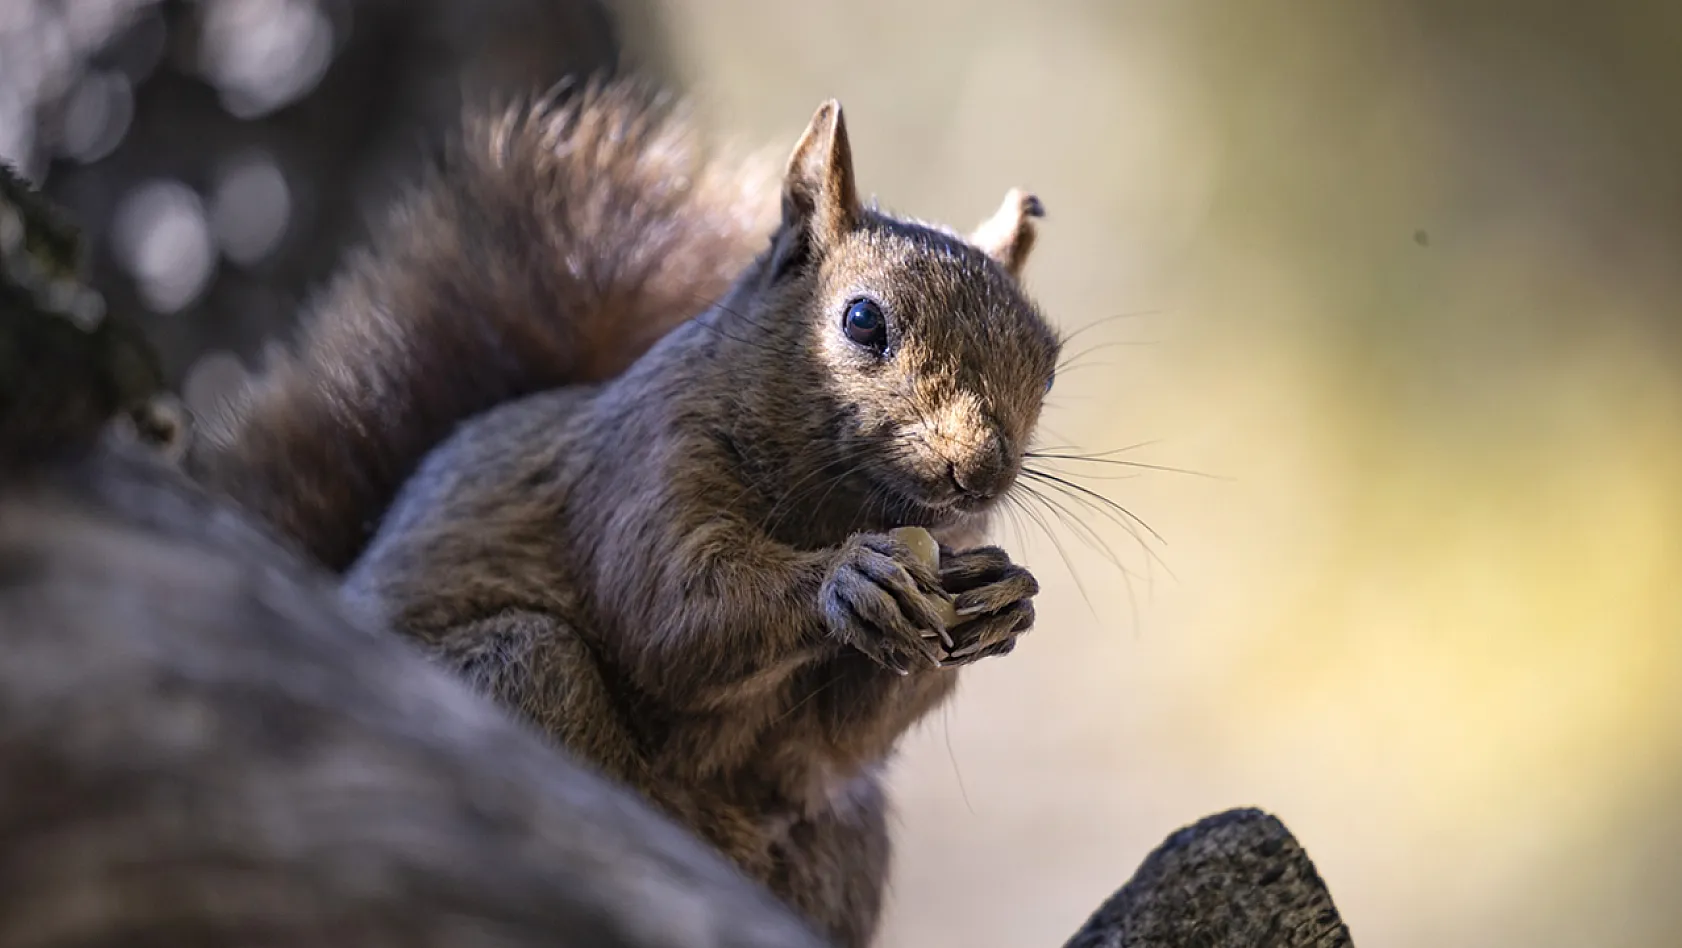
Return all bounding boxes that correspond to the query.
[868,475,997,530]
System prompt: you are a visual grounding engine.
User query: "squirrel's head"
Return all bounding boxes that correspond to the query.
[749,99,1062,528]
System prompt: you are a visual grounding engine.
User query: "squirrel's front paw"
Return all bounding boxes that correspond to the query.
[935,545,1038,667]
[821,533,953,675]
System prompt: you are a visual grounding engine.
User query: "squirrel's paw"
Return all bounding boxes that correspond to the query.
[935,545,1038,667]
[822,533,953,676]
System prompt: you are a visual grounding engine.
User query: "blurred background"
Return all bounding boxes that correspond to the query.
[5,1,1679,945]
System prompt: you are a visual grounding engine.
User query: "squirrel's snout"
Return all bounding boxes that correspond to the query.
[946,434,1012,500]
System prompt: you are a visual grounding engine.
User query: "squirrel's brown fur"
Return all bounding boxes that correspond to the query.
[338,92,1062,948]
[187,80,779,571]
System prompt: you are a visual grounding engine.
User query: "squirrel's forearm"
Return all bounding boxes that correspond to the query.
[603,519,840,711]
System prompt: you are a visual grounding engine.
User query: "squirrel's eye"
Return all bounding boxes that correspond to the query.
[1045,370,1056,394]
[842,298,888,352]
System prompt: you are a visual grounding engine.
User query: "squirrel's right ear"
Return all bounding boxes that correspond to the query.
[781,99,861,251]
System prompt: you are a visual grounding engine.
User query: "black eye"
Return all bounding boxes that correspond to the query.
[1045,370,1056,394]
[842,298,888,352]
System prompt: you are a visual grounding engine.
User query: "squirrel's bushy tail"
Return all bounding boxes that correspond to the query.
[188,79,780,571]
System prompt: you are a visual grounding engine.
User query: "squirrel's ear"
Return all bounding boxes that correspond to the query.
[782,99,861,250]
[970,188,1044,279]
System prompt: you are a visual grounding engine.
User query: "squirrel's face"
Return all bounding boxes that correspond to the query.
[759,99,1063,529]
[805,217,1060,524]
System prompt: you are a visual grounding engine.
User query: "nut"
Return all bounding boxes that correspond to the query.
[889,526,958,633]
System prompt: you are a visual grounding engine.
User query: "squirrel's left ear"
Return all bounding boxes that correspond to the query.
[970,189,1044,279]
[782,99,861,250]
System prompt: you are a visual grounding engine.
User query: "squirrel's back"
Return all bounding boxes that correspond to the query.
[188,79,779,571]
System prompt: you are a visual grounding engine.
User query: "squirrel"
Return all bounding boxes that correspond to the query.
[324,89,1062,947]
[185,77,1059,946]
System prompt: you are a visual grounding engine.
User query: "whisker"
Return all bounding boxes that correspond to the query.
[678,290,805,360]
[1025,453,1227,481]
[1021,462,1145,484]
[1029,438,1162,457]
[764,445,882,538]
[1016,480,1142,584]
[1056,309,1161,347]
[1020,468,1166,546]
[1056,339,1159,375]
[1019,468,1175,583]
[1009,488,1100,622]
[940,704,975,815]
[1025,484,1145,629]
[773,667,847,725]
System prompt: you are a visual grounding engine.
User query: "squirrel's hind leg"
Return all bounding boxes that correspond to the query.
[424,611,643,780]
[765,775,891,948]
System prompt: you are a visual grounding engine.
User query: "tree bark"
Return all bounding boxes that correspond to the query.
[1066,808,1354,948]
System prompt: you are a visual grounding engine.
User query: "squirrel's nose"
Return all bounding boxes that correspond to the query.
[947,434,1012,500]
